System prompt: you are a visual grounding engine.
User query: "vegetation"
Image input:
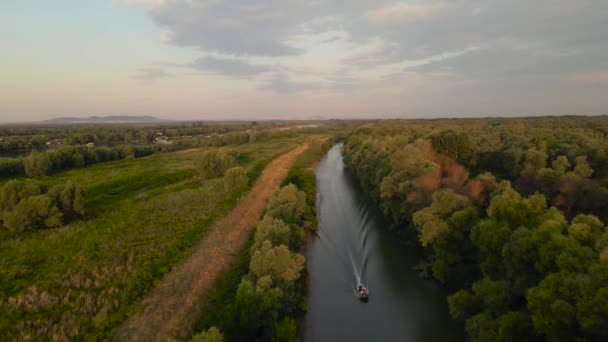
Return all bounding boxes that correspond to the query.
[0,134,311,340]
[192,184,308,342]
[198,152,237,179]
[0,121,335,179]
[0,179,85,232]
[342,117,608,341]
[193,139,333,341]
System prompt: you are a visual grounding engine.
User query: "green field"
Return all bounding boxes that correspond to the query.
[0,135,319,340]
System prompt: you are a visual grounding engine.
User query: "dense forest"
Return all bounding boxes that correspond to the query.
[342,116,608,341]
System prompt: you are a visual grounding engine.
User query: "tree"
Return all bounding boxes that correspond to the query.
[0,158,24,178]
[430,129,475,166]
[23,152,51,177]
[274,317,298,342]
[552,155,570,174]
[447,289,481,320]
[567,214,603,246]
[0,179,43,212]
[198,152,237,179]
[3,195,63,232]
[466,313,498,342]
[497,311,536,341]
[223,167,248,193]
[527,271,582,341]
[573,156,593,178]
[250,241,305,286]
[471,277,511,317]
[191,327,224,342]
[253,215,291,251]
[412,189,471,247]
[470,220,511,277]
[49,181,85,220]
[266,184,306,225]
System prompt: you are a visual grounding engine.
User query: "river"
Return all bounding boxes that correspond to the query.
[304,144,464,342]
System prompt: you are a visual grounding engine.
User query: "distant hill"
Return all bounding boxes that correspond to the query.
[44,116,170,124]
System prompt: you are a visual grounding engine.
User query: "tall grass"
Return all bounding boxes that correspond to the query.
[0,136,310,340]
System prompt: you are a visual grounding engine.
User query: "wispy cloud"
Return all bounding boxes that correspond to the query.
[366,2,445,25]
[191,57,272,78]
[133,67,175,82]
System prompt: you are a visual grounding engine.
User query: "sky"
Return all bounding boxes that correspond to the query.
[1,0,607,122]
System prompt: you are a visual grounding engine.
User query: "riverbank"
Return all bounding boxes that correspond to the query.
[188,138,332,341]
[305,143,463,341]
[116,144,309,341]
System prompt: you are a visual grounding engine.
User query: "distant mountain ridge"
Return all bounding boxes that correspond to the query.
[44,116,169,124]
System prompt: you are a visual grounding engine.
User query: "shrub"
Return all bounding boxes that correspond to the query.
[0,158,25,178]
[223,167,248,193]
[198,152,237,179]
[191,326,224,342]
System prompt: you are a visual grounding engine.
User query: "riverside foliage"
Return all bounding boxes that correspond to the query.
[0,135,308,340]
[341,117,608,341]
[193,139,333,341]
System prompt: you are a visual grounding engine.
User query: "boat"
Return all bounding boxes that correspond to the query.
[357,285,369,301]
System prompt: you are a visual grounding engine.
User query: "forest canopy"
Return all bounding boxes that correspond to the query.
[342,116,608,341]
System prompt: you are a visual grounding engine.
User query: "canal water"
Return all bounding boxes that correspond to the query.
[304,144,464,341]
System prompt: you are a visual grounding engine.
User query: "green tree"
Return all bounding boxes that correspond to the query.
[527,272,579,341]
[223,167,248,193]
[470,220,511,277]
[497,311,536,341]
[466,313,498,342]
[198,152,237,179]
[23,152,52,177]
[266,184,306,225]
[0,179,42,212]
[430,129,475,166]
[552,155,570,174]
[573,156,593,178]
[250,241,305,286]
[567,214,603,246]
[447,289,481,320]
[471,277,511,317]
[274,317,298,342]
[191,327,224,342]
[49,181,86,220]
[253,215,291,251]
[3,195,63,232]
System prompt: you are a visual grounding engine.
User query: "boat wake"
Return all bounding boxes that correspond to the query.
[316,221,371,299]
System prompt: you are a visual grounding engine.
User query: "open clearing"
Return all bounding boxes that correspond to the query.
[116,143,309,342]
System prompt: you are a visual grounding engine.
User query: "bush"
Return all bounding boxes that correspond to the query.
[23,152,52,177]
[0,179,85,232]
[191,326,224,342]
[0,158,25,178]
[3,194,63,232]
[198,152,237,179]
[274,317,298,342]
[223,167,248,193]
[266,184,306,226]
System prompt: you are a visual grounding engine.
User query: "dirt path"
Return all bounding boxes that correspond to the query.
[116,144,309,342]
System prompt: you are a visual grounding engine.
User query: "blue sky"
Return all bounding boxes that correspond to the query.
[1,1,607,122]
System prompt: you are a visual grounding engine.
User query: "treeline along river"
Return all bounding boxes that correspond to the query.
[304,144,463,341]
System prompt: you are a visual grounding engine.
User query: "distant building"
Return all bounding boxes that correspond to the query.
[154,135,172,144]
[45,139,63,150]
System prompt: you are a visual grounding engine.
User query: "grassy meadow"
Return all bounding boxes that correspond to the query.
[0,135,319,340]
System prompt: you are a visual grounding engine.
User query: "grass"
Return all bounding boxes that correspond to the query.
[0,135,315,341]
[189,136,333,340]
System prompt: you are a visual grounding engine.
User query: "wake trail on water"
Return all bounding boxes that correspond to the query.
[316,219,370,295]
